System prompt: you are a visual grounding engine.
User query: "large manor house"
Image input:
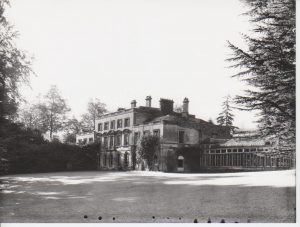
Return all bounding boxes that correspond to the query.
[76,96,294,172]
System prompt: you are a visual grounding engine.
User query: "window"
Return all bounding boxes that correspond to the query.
[216,150,220,154]
[83,138,87,144]
[153,129,160,137]
[104,154,107,166]
[124,133,129,146]
[233,149,237,153]
[104,137,108,148]
[221,149,226,153]
[109,136,114,147]
[116,134,122,146]
[109,153,113,167]
[104,122,109,130]
[89,138,93,142]
[98,123,102,131]
[110,120,115,129]
[124,118,130,127]
[134,132,139,145]
[177,156,184,168]
[117,119,123,128]
[227,149,232,153]
[178,130,184,144]
[244,149,249,152]
[144,130,150,136]
[238,149,243,153]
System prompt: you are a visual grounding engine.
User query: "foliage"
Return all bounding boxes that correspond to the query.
[137,134,160,170]
[63,117,82,143]
[0,120,99,174]
[34,85,70,140]
[81,98,107,131]
[0,0,33,122]
[217,95,234,127]
[174,104,183,113]
[227,0,295,143]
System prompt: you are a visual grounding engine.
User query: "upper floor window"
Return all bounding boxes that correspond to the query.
[110,120,115,129]
[98,123,102,131]
[178,130,184,144]
[124,133,129,146]
[109,135,114,147]
[144,130,150,136]
[116,134,122,146]
[124,118,130,127]
[117,119,123,128]
[153,129,160,137]
[104,137,108,148]
[104,122,109,130]
[134,132,140,145]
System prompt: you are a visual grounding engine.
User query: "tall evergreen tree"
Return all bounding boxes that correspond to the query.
[217,95,234,127]
[227,0,295,143]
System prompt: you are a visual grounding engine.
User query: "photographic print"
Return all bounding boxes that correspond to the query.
[0,0,296,224]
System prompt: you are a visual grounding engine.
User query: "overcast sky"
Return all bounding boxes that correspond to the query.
[6,0,259,129]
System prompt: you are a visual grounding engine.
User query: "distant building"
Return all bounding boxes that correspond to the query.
[95,96,231,172]
[76,132,95,145]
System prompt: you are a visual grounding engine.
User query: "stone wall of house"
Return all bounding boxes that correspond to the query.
[163,123,200,145]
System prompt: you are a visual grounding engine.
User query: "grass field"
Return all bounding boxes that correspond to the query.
[0,169,296,223]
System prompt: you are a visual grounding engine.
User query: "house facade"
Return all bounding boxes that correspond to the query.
[95,96,231,172]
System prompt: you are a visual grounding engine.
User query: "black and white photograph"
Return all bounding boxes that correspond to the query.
[0,0,297,224]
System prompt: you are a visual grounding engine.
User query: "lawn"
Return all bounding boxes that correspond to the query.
[0,170,296,223]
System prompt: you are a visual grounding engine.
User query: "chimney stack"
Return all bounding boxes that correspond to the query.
[183,97,189,113]
[145,96,152,107]
[131,100,137,108]
[160,98,174,115]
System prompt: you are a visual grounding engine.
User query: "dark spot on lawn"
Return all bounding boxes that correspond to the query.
[207,218,211,223]
[152,216,155,219]
[98,216,102,220]
[83,215,88,219]
[194,218,198,223]
[113,217,115,221]
[220,219,225,223]
[179,217,181,220]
